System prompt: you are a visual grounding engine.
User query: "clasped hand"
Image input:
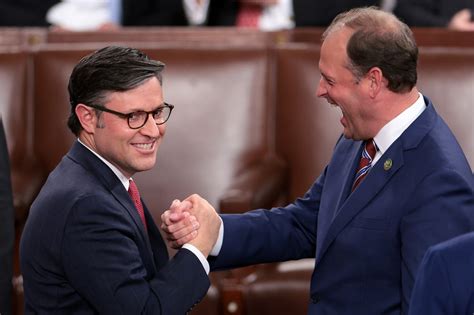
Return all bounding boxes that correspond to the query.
[161,194,221,257]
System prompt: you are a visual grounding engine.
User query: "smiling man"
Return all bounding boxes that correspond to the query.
[162,7,474,315]
[20,46,221,314]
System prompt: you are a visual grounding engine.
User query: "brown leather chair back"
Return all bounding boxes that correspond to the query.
[417,47,474,169]
[275,43,341,201]
[135,44,275,217]
[33,46,86,173]
[0,49,44,220]
[0,49,30,165]
[32,43,275,219]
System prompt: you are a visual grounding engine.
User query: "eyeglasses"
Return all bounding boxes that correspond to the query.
[87,103,174,129]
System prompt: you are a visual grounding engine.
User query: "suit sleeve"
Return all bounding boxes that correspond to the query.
[62,195,209,315]
[400,169,473,312]
[209,167,326,270]
[408,247,454,315]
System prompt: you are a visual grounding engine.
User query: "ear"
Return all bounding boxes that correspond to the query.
[366,67,384,98]
[75,104,97,134]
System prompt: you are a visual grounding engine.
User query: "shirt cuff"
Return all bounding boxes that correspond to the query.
[182,217,223,274]
[210,217,224,256]
[182,244,210,274]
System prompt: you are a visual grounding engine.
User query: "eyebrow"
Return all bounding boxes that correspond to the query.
[320,71,335,83]
[127,103,166,113]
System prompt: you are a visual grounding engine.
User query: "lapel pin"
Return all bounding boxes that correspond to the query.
[384,158,393,171]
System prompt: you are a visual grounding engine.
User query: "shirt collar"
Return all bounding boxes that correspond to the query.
[77,138,131,190]
[373,92,426,161]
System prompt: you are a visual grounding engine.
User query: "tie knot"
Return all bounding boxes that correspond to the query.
[352,139,377,191]
[364,139,377,160]
[128,179,140,201]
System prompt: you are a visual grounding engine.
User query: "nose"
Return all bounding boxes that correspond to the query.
[316,78,327,98]
[140,113,162,137]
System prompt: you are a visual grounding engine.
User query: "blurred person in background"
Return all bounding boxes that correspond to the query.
[395,0,474,31]
[0,0,58,26]
[0,118,14,315]
[205,0,384,30]
[46,0,207,31]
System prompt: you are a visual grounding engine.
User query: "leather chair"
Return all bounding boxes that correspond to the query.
[0,48,44,315]
[218,43,341,315]
[416,47,474,169]
[137,44,286,314]
[32,43,285,215]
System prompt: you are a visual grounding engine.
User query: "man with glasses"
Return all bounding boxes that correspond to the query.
[20,46,221,314]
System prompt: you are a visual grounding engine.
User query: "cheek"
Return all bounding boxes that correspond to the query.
[158,125,167,136]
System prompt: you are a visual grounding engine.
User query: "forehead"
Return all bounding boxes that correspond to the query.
[106,77,163,109]
[319,27,353,67]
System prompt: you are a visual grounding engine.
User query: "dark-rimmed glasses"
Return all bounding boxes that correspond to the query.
[87,103,174,129]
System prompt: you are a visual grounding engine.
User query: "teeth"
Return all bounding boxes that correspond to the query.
[135,143,153,150]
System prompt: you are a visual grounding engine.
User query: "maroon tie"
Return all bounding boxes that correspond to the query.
[352,139,377,191]
[128,180,147,230]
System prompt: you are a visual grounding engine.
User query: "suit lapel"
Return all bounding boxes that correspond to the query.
[67,142,158,266]
[145,206,169,270]
[315,140,405,263]
[315,97,437,264]
[315,141,361,258]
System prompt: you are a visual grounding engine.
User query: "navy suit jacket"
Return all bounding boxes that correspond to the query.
[409,231,474,315]
[209,98,474,314]
[20,141,209,314]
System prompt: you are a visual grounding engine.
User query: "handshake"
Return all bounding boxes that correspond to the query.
[161,194,221,258]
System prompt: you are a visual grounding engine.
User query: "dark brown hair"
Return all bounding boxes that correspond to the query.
[67,46,165,135]
[323,7,418,93]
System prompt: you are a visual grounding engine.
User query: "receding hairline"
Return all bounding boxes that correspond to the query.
[322,7,402,42]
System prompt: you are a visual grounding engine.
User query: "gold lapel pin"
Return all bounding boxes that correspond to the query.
[384,158,393,171]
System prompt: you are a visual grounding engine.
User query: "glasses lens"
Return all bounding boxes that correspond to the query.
[128,111,148,129]
[153,106,171,125]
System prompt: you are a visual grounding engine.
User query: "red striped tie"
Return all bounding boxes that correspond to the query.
[128,180,147,230]
[352,139,377,191]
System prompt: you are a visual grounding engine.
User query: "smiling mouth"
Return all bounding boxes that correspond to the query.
[133,142,155,150]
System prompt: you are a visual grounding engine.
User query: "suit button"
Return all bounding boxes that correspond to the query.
[311,295,321,304]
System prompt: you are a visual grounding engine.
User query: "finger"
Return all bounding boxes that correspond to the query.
[169,230,198,249]
[161,210,181,226]
[179,200,193,212]
[169,199,181,210]
[165,212,199,236]
[169,209,188,222]
[166,216,200,241]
